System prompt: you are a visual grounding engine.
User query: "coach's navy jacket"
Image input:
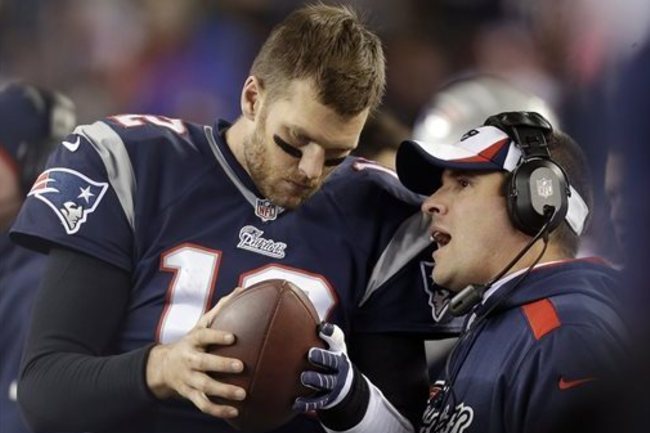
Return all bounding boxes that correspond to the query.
[420,258,625,433]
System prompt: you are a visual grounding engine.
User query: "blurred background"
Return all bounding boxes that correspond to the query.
[1,0,649,263]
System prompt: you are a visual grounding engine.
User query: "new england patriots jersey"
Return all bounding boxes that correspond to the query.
[0,235,46,433]
[11,115,459,432]
[420,259,625,433]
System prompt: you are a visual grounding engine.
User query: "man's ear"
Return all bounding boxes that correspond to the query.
[241,76,264,121]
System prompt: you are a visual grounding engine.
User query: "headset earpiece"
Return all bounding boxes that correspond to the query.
[485,112,569,236]
[507,158,568,235]
[18,87,76,195]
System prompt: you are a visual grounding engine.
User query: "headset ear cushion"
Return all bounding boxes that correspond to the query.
[507,159,569,236]
[506,167,531,235]
[501,172,512,197]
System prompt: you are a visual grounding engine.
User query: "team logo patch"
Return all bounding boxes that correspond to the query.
[421,400,474,433]
[255,198,283,222]
[28,168,109,234]
[237,225,287,259]
[421,380,474,433]
[420,261,451,322]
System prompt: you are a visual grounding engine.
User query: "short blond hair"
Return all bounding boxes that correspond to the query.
[250,3,385,116]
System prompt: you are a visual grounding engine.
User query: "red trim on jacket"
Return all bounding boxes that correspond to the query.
[522,298,561,340]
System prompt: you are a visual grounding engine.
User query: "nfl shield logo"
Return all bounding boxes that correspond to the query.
[536,177,554,199]
[255,198,282,222]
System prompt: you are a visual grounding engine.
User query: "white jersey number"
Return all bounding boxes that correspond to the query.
[239,264,337,322]
[111,114,187,135]
[157,244,221,344]
[157,244,336,343]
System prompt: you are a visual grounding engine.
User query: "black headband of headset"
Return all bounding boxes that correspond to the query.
[484,111,553,160]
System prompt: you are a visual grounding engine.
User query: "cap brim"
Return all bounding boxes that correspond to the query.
[396,128,589,236]
[396,139,504,196]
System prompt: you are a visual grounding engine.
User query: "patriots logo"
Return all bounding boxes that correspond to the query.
[420,261,451,322]
[28,168,109,234]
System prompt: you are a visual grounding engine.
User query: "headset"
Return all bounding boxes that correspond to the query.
[13,85,76,195]
[486,111,569,236]
[448,111,569,317]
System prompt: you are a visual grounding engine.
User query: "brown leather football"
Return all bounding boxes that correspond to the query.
[208,279,324,432]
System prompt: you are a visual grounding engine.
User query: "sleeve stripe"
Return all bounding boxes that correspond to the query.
[75,121,136,231]
[204,126,258,208]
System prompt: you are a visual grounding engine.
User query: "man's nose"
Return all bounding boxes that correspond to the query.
[421,190,447,216]
[298,146,325,180]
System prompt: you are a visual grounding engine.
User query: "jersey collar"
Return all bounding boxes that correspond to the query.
[205,120,286,221]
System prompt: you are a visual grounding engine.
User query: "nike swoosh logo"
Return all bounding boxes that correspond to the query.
[558,376,596,390]
[62,136,81,152]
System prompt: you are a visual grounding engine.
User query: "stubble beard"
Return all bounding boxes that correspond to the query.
[243,124,317,210]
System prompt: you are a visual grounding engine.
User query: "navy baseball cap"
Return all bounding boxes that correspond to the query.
[396,125,589,235]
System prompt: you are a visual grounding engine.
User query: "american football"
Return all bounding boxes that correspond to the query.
[208,279,324,432]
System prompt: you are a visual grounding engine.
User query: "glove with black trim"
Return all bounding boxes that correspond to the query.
[293,322,360,412]
[294,322,414,433]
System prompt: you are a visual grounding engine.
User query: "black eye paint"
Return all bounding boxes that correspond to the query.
[273,134,348,167]
[273,135,302,158]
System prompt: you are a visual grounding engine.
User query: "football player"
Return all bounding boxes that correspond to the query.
[10,5,459,433]
[0,82,76,433]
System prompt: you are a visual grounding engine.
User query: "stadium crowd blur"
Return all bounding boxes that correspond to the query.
[2,0,648,264]
[1,0,650,430]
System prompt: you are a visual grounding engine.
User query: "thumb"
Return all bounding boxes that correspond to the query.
[318,322,347,353]
[199,286,245,328]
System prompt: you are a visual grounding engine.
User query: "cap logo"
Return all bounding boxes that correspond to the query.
[460,129,479,142]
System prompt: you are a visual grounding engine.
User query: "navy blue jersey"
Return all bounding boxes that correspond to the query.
[420,259,625,433]
[0,234,46,433]
[11,115,460,432]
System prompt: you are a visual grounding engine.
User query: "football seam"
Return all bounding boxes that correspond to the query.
[293,289,320,323]
[281,279,320,322]
[289,289,324,399]
[243,286,284,419]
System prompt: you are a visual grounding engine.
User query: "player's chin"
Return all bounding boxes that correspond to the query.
[432,269,459,293]
[431,269,445,288]
[277,196,307,210]
[275,189,316,209]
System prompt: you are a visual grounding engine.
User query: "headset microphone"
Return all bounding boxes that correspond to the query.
[448,284,487,317]
[448,205,556,317]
